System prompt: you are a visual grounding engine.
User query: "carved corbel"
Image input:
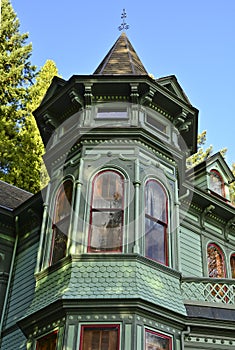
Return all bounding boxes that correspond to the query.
[174,109,192,132]
[69,90,84,107]
[201,204,215,229]
[140,86,155,105]
[84,83,93,106]
[42,112,57,133]
[130,83,139,104]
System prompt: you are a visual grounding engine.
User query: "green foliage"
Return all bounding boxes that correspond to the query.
[187,131,213,168]
[230,163,235,205]
[187,130,227,168]
[0,0,59,193]
[24,60,59,190]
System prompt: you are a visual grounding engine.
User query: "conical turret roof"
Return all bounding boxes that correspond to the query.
[93,32,148,75]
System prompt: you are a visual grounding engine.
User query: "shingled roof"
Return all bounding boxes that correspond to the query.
[93,32,148,75]
[0,180,32,210]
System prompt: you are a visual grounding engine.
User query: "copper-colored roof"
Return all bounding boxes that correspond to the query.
[94,32,148,75]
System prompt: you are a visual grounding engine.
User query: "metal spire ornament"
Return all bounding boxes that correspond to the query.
[118,9,129,31]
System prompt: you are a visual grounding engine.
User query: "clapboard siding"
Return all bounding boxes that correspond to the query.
[180,226,203,277]
[1,328,26,350]
[4,240,38,329]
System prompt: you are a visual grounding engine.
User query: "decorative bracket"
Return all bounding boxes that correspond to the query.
[201,204,215,229]
[69,90,84,107]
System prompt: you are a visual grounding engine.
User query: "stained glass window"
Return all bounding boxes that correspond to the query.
[50,180,73,265]
[145,180,168,265]
[89,171,124,252]
[207,243,225,278]
[230,254,235,278]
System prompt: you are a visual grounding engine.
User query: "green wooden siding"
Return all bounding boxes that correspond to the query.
[4,240,38,329]
[180,226,203,277]
[0,328,26,350]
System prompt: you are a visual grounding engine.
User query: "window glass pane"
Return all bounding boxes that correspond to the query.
[230,255,235,278]
[145,219,166,264]
[51,180,73,264]
[97,107,127,119]
[210,170,223,196]
[146,115,167,133]
[90,211,122,251]
[207,244,225,278]
[36,332,57,350]
[55,180,73,222]
[145,330,171,350]
[93,172,123,209]
[89,171,124,253]
[82,327,118,350]
[145,180,167,223]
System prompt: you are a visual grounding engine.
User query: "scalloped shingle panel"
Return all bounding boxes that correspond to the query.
[25,257,186,317]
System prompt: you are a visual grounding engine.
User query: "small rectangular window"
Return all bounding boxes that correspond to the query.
[146,115,167,133]
[80,325,120,350]
[36,331,58,350]
[145,329,172,350]
[97,108,127,119]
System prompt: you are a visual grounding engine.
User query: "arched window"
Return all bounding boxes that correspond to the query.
[209,170,225,197]
[207,243,226,278]
[50,180,73,265]
[88,170,124,253]
[230,254,235,278]
[145,180,168,265]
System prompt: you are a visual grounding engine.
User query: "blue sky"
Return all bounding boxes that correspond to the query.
[11,0,235,166]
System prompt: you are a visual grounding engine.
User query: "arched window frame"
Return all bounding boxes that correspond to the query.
[49,179,73,265]
[209,169,225,197]
[144,178,169,266]
[207,243,226,278]
[88,169,125,253]
[230,253,235,278]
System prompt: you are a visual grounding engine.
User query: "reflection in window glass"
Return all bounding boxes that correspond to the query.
[146,115,167,133]
[50,180,73,265]
[145,180,168,265]
[210,170,224,197]
[89,171,124,252]
[145,329,172,350]
[97,108,127,119]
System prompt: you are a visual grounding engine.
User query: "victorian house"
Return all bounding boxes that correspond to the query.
[1,32,235,350]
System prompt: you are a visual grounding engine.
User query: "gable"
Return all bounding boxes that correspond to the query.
[39,76,66,105]
[156,75,191,105]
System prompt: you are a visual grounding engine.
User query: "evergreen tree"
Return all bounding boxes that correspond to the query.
[21,60,59,192]
[0,0,36,188]
[0,0,59,193]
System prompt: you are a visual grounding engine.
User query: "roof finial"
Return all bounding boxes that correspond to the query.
[118,9,129,31]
